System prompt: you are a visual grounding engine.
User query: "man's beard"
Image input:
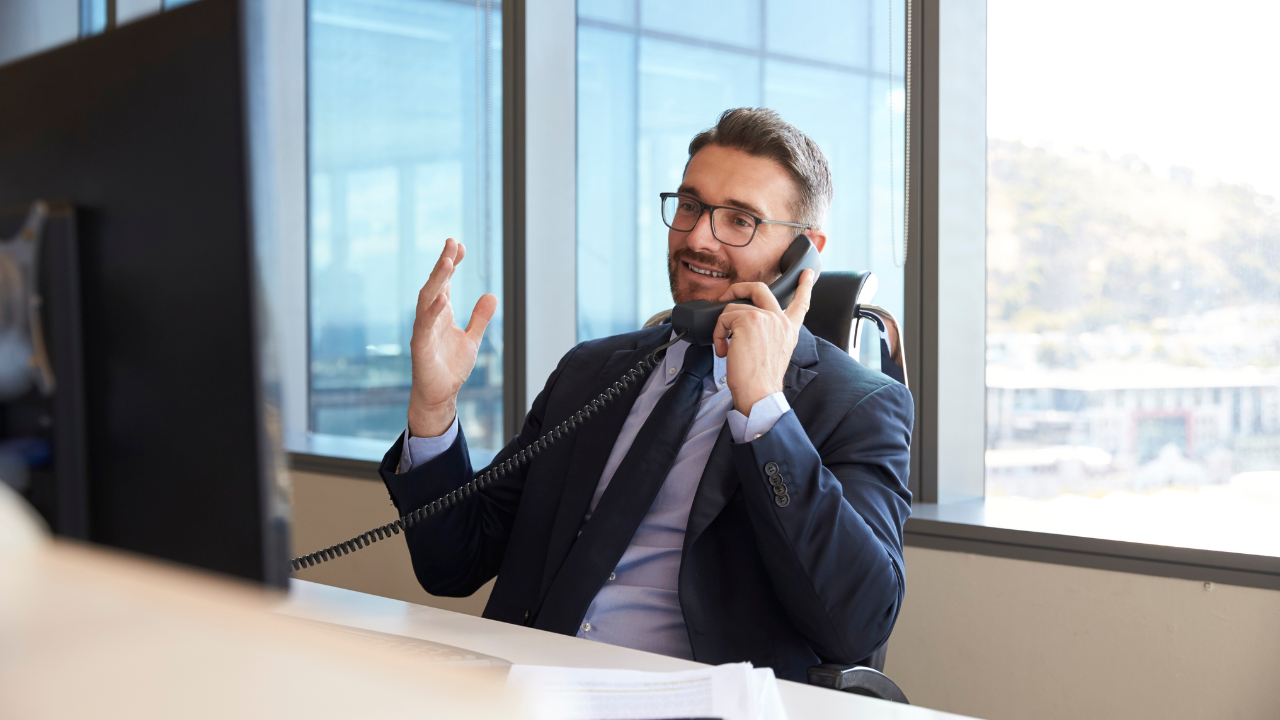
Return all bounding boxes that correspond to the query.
[667,248,774,304]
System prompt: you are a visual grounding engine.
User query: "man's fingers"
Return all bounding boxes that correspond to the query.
[717,282,783,314]
[417,256,453,313]
[414,291,449,335]
[711,302,749,355]
[437,237,458,266]
[712,314,731,358]
[784,270,817,324]
[419,240,459,307]
[714,336,729,358]
[465,293,498,344]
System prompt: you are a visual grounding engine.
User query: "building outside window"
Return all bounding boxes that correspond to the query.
[983,0,1280,552]
[307,0,503,466]
[576,0,907,357]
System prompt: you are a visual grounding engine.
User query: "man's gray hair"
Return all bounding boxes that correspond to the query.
[687,107,833,230]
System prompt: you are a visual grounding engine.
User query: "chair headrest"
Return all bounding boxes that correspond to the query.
[802,270,877,353]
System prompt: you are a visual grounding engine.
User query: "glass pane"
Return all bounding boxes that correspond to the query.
[309,0,503,465]
[577,26,639,340]
[764,0,865,67]
[985,0,1280,554]
[82,0,109,36]
[641,0,760,50]
[634,37,762,325]
[579,0,636,26]
[577,0,907,361]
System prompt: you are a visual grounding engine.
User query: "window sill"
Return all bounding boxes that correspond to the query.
[285,432,1280,592]
[285,433,500,480]
[286,433,385,478]
[906,494,1280,591]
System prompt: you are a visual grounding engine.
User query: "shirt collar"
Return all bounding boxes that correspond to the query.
[663,331,728,390]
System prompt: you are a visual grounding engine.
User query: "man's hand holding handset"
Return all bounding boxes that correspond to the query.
[712,269,816,416]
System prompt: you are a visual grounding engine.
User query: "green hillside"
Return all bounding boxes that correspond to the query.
[986,139,1280,337]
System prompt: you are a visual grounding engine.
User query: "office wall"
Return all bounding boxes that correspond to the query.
[292,470,1280,719]
[886,546,1280,720]
[289,469,493,616]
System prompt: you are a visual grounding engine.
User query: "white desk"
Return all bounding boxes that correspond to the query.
[280,580,976,720]
[1,542,516,719]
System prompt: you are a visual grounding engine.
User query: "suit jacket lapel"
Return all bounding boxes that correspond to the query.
[682,326,820,556]
[539,327,671,597]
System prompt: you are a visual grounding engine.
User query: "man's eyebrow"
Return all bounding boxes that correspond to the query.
[722,197,764,217]
[676,185,765,217]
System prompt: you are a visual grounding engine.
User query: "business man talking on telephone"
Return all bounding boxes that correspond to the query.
[380,108,913,681]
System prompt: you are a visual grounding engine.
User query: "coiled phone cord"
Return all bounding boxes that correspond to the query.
[290,330,689,573]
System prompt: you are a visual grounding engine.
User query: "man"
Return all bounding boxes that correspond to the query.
[381,108,913,682]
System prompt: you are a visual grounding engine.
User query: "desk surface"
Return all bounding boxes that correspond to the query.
[280,580,976,720]
[0,542,514,719]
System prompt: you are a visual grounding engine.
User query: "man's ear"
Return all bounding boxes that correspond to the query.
[806,228,828,253]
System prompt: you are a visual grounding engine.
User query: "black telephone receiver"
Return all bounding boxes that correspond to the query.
[290,234,822,572]
[670,234,822,346]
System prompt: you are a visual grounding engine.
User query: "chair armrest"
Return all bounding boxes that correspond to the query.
[807,663,910,705]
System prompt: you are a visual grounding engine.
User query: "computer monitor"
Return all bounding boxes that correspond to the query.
[0,0,288,586]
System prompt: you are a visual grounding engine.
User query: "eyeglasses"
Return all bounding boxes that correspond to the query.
[659,192,810,248]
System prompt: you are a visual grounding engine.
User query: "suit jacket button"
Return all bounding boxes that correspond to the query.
[774,493,790,508]
[772,483,788,496]
[769,474,784,487]
[764,461,779,476]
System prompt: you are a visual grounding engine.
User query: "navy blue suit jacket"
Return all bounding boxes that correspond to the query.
[379,325,913,681]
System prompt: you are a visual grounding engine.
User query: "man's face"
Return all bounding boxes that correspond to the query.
[667,144,806,304]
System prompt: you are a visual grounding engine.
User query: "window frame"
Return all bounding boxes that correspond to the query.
[287,0,565,475]
[283,0,1280,592]
[901,0,1280,591]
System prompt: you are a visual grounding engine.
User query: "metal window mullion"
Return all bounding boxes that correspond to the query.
[503,0,526,438]
[904,0,935,502]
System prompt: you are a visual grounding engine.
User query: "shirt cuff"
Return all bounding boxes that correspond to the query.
[726,392,790,444]
[397,415,460,474]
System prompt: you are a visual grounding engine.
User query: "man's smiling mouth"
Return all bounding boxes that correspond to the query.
[684,261,728,279]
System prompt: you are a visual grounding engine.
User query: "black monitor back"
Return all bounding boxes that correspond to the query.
[0,0,286,585]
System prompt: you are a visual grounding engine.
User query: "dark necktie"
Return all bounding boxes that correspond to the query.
[534,342,715,634]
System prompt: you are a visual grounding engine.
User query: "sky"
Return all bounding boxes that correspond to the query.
[987,0,1280,199]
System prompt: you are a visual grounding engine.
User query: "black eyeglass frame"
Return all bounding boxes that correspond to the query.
[659,192,810,247]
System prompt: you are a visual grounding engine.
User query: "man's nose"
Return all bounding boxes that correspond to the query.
[684,209,721,255]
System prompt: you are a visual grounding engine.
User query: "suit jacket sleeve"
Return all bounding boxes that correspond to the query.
[730,378,913,664]
[379,344,583,597]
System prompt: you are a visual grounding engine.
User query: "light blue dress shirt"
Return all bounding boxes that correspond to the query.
[399,335,790,659]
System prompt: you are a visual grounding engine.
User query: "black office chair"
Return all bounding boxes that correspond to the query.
[642,272,912,704]
[801,270,910,705]
[802,270,908,390]
[808,650,908,704]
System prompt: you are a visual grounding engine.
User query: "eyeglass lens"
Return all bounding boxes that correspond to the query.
[661,195,756,247]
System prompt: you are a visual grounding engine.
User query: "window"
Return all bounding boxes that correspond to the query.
[307,0,503,465]
[982,0,1280,554]
[81,0,110,36]
[575,0,907,354]
[0,2,77,64]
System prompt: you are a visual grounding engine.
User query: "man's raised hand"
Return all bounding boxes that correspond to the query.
[407,238,498,438]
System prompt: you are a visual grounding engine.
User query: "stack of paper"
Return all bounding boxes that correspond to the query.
[506,662,787,720]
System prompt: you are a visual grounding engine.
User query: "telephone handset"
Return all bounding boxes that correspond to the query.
[289,234,820,572]
[670,234,822,346]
